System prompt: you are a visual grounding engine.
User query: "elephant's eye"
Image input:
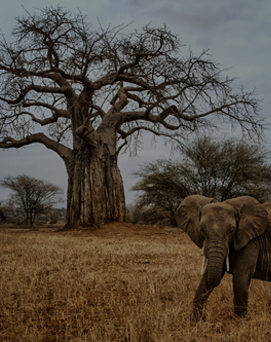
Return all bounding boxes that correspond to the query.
[229,226,234,234]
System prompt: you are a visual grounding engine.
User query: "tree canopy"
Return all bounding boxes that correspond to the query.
[1,174,63,225]
[132,137,271,226]
[0,6,265,227]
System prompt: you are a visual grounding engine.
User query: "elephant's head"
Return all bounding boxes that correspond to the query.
[176,195,268,288]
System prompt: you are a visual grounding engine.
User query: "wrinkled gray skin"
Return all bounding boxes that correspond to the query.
[176,195,271,321]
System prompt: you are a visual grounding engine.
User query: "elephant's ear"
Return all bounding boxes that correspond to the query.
[175,195,213,248]
[225,196,268,251]
[262,202,271,221]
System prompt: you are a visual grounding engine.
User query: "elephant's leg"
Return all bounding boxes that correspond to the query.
[232,244,258,317]
[232,271,251,317]
[191,271,219,322]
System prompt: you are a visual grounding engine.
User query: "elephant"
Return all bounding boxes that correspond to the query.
[175,194,271,321]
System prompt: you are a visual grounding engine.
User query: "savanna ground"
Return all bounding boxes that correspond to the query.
[0,222,271,341]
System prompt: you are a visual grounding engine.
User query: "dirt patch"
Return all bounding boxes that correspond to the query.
[0,221,189,248]
[0,221,187,241]
[56,221,188,243]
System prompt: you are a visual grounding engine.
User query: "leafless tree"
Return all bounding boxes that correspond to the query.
[1,174,62,225]
[0,6,264,228]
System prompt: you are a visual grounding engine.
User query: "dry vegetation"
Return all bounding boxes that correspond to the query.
[0,222,271,341]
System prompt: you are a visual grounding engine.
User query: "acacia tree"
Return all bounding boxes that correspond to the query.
[1,174,62,225]
[0,7,264,228]
[132,137,271,225]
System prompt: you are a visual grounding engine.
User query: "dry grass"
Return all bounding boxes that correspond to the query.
[0,222,271,341]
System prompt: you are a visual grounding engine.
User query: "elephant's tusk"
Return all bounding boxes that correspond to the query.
[200,257,207,275]
[226,256,230,272]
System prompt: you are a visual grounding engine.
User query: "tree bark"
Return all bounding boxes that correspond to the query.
[65,142,126,227]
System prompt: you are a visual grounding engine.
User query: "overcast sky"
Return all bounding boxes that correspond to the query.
[0,0,270,205]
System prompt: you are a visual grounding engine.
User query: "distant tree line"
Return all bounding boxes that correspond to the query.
[0,208,6,223]
[129,136,271,226]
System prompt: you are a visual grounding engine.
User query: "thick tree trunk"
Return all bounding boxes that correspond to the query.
[65,142,126,228]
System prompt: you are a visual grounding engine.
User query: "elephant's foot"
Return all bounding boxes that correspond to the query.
[190,308,206,322]
[234,305,248,318]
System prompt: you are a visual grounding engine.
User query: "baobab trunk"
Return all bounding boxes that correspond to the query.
[65,142,126,227]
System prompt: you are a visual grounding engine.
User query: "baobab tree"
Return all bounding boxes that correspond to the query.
[0,6,264,228]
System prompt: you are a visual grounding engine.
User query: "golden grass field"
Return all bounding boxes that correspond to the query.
[0,222,271,341]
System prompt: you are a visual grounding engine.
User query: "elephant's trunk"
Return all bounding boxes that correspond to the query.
[206,243,227,288]
[207,259,224,288]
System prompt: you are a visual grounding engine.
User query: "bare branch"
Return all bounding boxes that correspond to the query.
[0,133,72,162]
[22,101,71,121]
[118,126,160,139]
[107,82,129,115]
